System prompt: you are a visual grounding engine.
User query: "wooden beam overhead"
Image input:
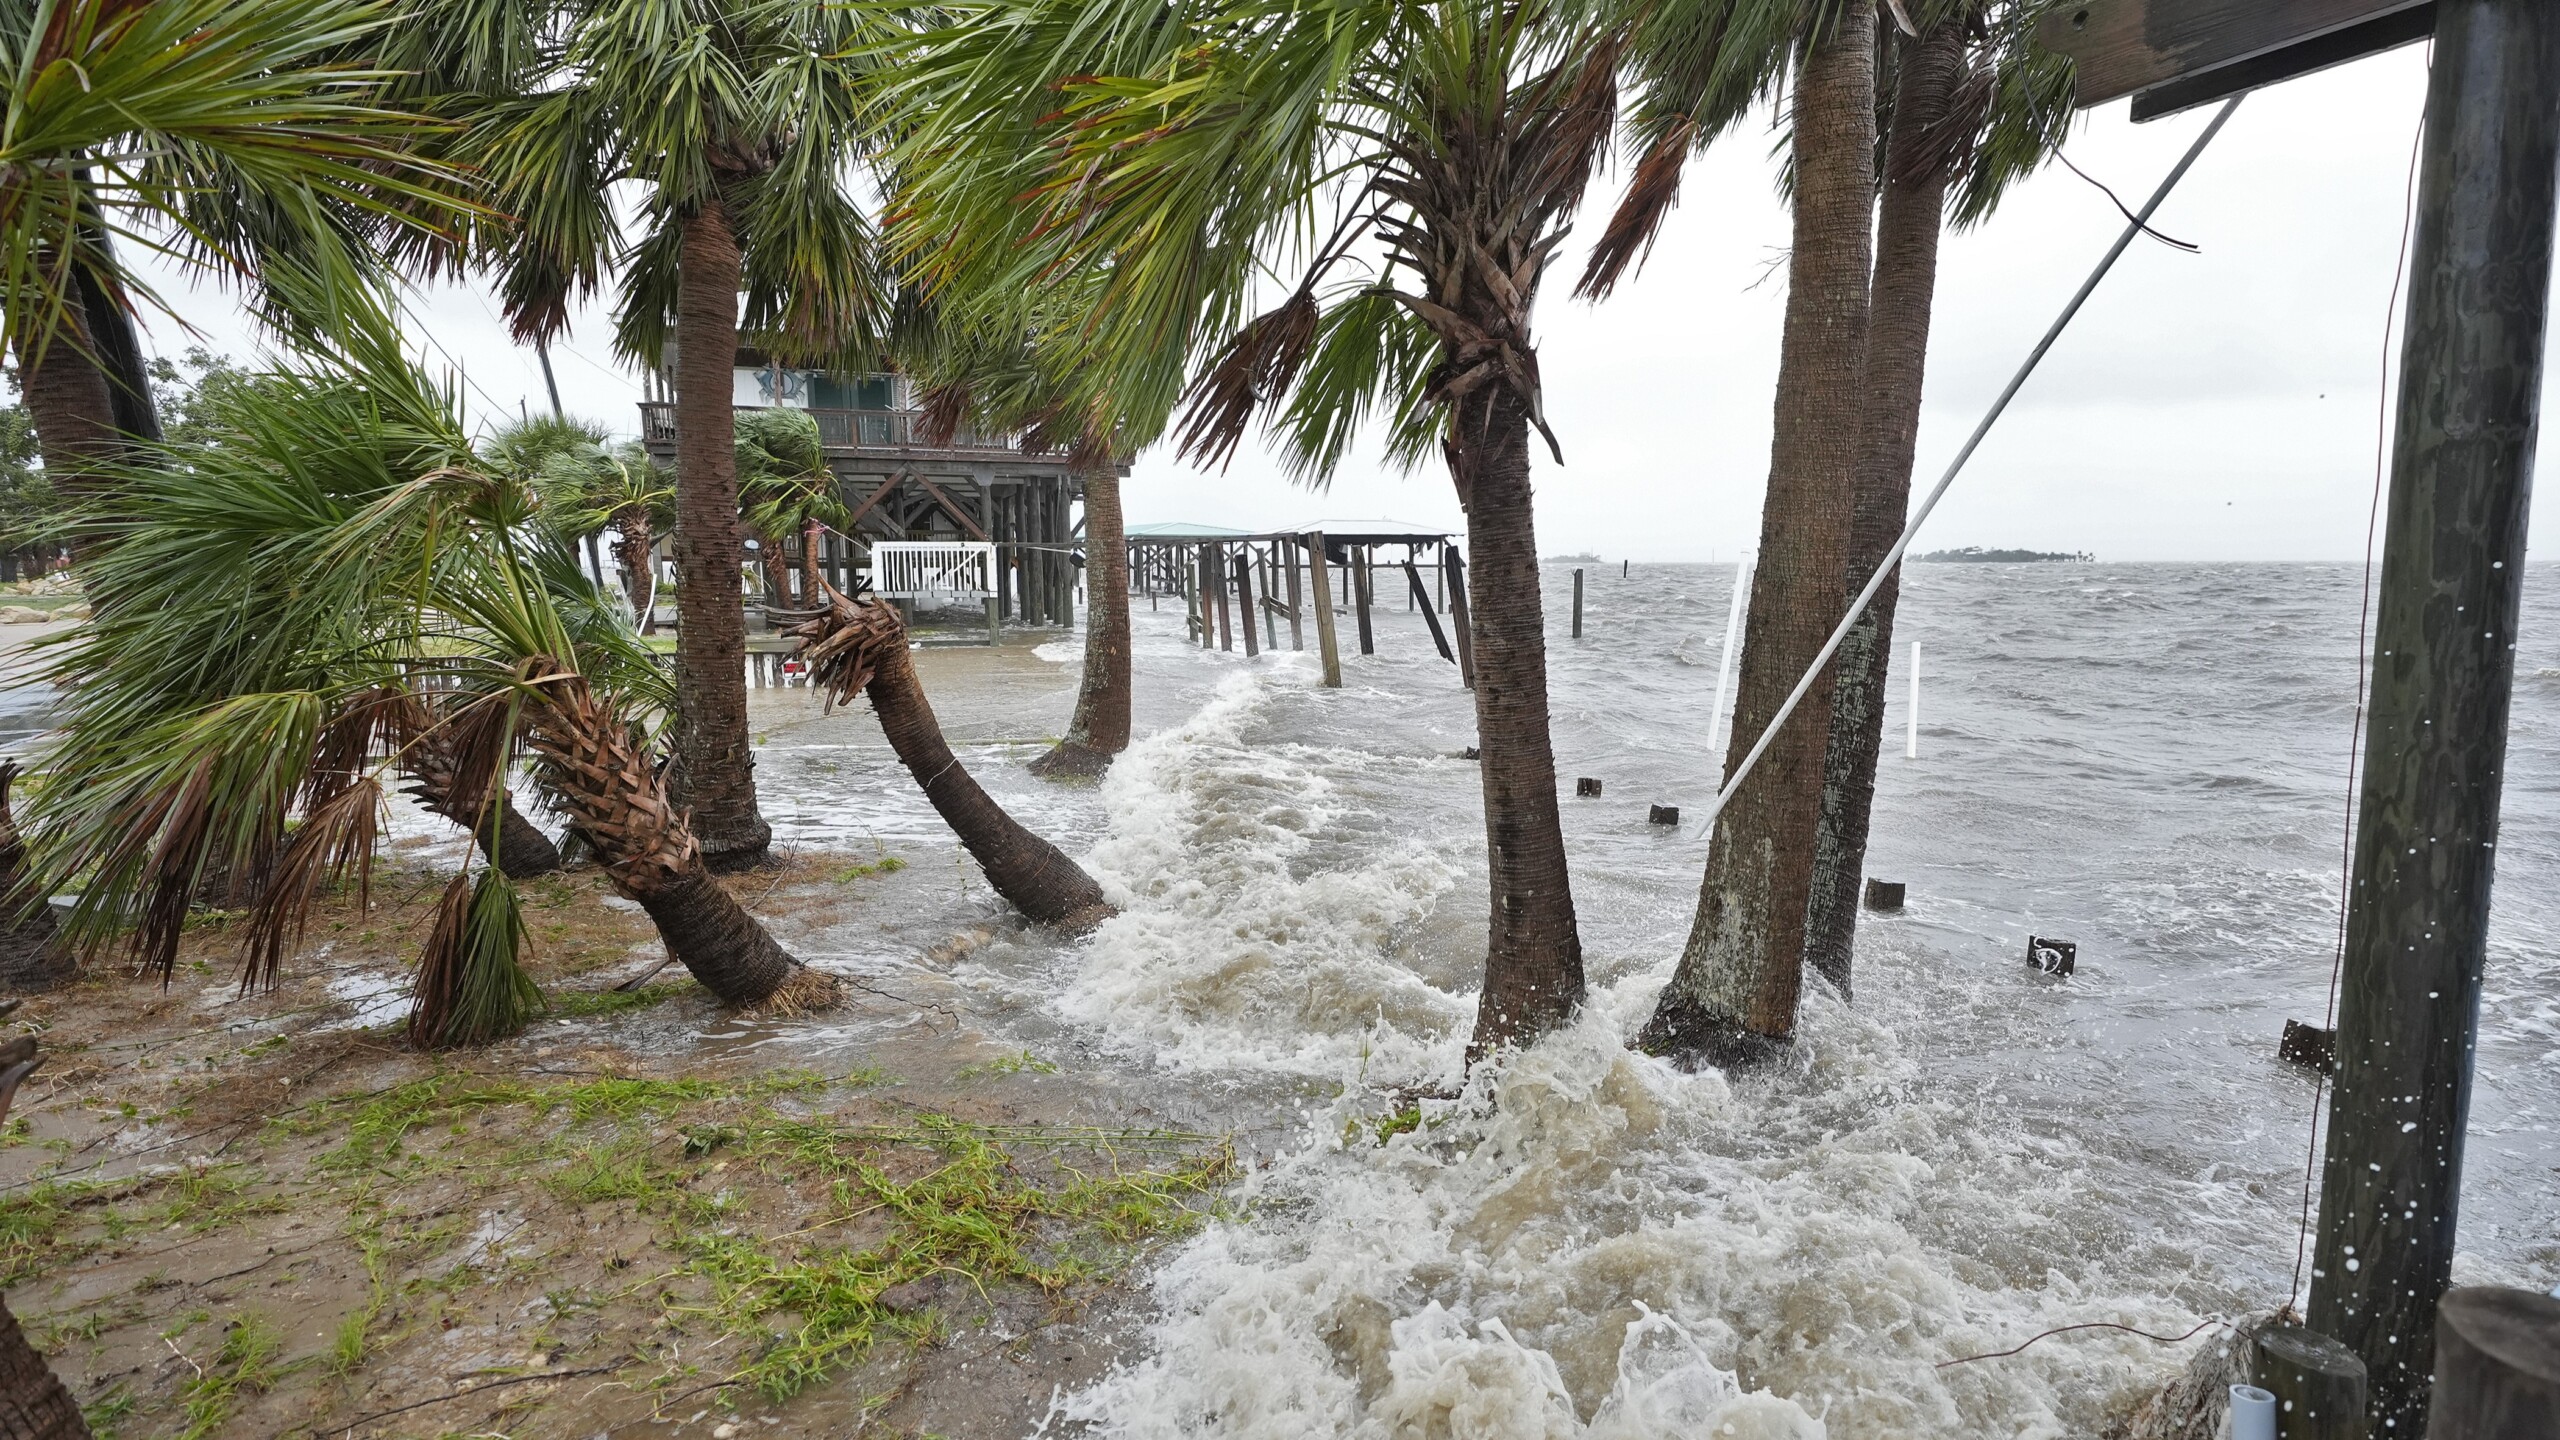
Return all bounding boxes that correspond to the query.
[907,473,992,543]
[2128,4,2434,120]
[2040,0,2434,109]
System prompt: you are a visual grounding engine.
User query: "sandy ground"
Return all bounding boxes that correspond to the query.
[0,621,1235,1440]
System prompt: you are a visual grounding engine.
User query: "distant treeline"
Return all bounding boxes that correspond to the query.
[1910,546,2093,563]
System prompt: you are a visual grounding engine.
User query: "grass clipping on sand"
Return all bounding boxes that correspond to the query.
[9,1066,1233,1433]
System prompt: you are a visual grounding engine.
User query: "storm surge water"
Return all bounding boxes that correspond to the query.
[924,561,2557,1439]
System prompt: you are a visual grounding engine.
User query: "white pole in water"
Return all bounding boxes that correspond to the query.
[1906,640,1920,759]
[1711,556,1750,751]
[2226,1385,2277,1440]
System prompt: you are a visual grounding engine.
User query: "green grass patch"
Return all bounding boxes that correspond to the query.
[176,1312,282,1440]
[546,981,692,1020]
[957,1050,1059,1080]
[831,855,908,883]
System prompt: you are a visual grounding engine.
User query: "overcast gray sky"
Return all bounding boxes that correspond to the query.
[126,38,2553,563]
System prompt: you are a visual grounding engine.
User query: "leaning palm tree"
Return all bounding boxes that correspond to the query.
[788,585,1113,930]
[893,0,1623,1058]
[0,0,457,519]
[456,0,897,869]
[1590,0,2071,1050]
[24,297,836,1037]
[1793,0,2072,998]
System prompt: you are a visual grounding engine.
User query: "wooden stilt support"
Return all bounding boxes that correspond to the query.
[2308,6,2560,1431]
[1352,546,1375,655]
[1306,533,1342,687]
[1234,550,1259,657]
[1404,560,1454,663]
[1259,545,1278,651]
[1284,542,1305,650]
[1196,543,1216,648]
[1211,541,1233,651]
[984,595,1000,647]
[1572,567,1584,639]
[1444,544,1476,690]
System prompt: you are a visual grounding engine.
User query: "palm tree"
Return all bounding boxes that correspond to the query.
[0,764,73,994]
[461,0,896,869]
[24,298,836,1037]
[736,407,849,611]
[789,586,1112,929]
[0,1009,81,1439]
[893,0,1623,1058]
[1798,0,2071,997]
[1625,0,1880,1066]
[0,0,455,517]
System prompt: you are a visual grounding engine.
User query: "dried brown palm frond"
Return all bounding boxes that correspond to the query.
[915,380,975,449]
[1174,288,1320,470]
[237,775,381,993]
[1577,116,1694,301]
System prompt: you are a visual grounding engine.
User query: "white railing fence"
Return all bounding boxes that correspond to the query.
[867,541,996,602]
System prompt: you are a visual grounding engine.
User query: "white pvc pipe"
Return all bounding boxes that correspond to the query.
[2228,1384,2277,1440]
[1906,640,1920,760]
[1712,556,1751,752]
[1687,96,2243,838]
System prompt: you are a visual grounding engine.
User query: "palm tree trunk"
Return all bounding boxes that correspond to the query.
[1457,384,1585,1058]
[1803,22,1966,1001]
[1642,0,1877,1067]
[0,1296,87,1439]
[0,765,73,995]
[791,596,1111,928]
[801,519,823,609]
[13,306,118,523]
[524,671,831,1010]
[1030,468,1131,777]
[395,713,565,880]
[614,515,657,632]
[670,193,770,868]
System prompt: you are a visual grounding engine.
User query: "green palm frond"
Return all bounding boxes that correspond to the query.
[0,0,471,362]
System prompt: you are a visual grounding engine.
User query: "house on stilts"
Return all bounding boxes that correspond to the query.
[638,350,1109,628]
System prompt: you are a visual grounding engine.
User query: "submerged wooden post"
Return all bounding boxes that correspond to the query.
[1444,544,1476,690]
[2428,1287,2560,1439]
[1352,546,1375,655]
[1306,533,1342,687]
[1572,567,1584,639]
[1194,543,1213,647]
[1284,542,1305,650]
[1210,542,1233,650]
[2309,7,2560,1432]
[1234,550,1260,657]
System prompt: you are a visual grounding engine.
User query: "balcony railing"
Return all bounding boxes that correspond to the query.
[637,403,1034,454]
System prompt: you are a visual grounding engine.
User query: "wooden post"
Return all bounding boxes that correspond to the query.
[1306,533,1342,688]
[1403,560,1455,664]
[2309,6,2560,1431]
[984,595,1000,647]
[1233,549,1260,657]
[1259,544,1279,651]
[2251,1325,2367,1440]
[1211,542,1233,650]
[1284,541,1305,650]
[1444,543,1476,690]
[2427,1287,2560,1440]
[1352,545,1375,655]
[1196,543,1216,648]
[1572,567,1584,638]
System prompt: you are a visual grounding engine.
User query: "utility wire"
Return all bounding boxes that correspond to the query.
[1689,96,2243,842]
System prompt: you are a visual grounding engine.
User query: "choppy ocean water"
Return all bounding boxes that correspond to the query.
[754,560,2557,1438]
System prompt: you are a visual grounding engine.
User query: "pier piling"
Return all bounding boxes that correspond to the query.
[1306,533,1342,688]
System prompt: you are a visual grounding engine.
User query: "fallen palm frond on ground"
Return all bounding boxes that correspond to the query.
[0,881,1232,1437]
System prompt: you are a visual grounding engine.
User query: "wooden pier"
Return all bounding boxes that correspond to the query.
[1125,524,1467,690]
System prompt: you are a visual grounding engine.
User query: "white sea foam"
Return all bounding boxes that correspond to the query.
[1043,670,2238,1437]
[1074,669,1468,1080]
